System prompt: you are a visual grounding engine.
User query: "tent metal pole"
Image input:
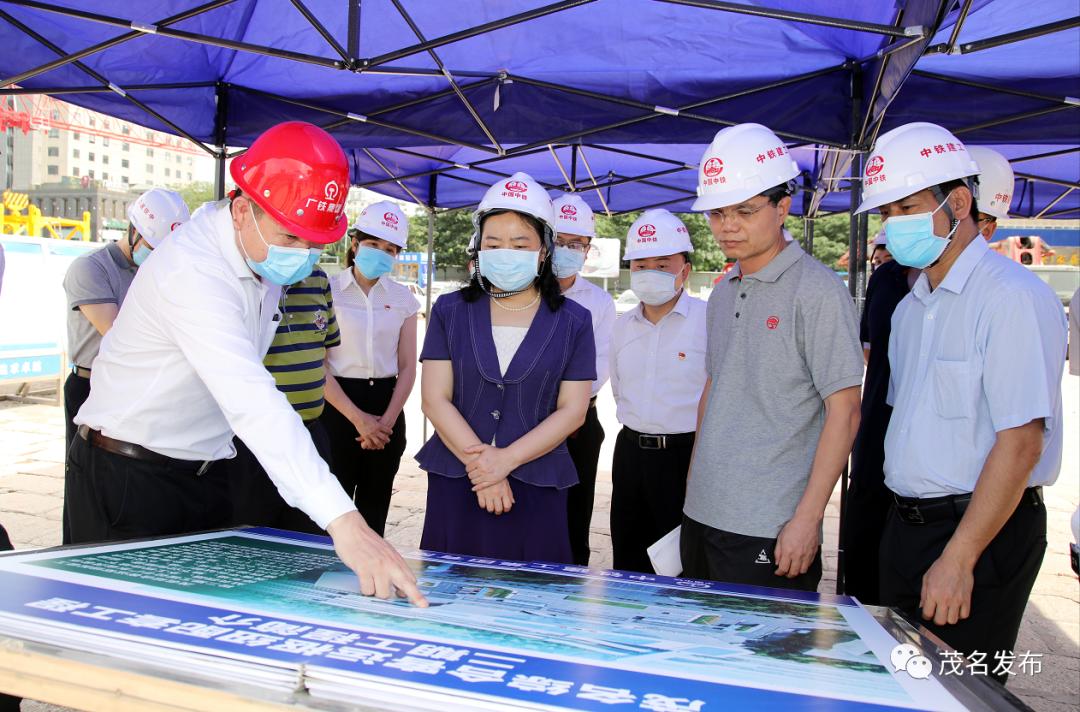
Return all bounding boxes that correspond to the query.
[927,16,1080,55]
[422,179,437,443]
[0,8,218,157]
[654,0,914,37]
[0,81,219,95]
[389,0,504,153]
[1,0,346,69]
[362,0,596,69]
[838,61,867,597]
[910,70,1075,105]
[953,105,1079,135]
[290,0,351,65]
[0,0,236,88]
[1034,187,1075,219]
[230,84,498,153]
[581,143,693,168]
[1042,206,1080,218]
[507,65,851,149]
[857,0,951,150]
[213,83,229,200]
[570,145,579,189]
[347,0,361,58]
[361,148,426,207]
[321,78,500,132]
[942,0,975,54]
[1010,146,1080,164]
[1014,173,1080,191]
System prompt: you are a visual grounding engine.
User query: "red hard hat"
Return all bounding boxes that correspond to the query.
[230,121,350,245]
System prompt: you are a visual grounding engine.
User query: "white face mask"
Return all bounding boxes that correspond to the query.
[631,269,679,306]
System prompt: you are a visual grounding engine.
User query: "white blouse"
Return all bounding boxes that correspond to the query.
[327,269,420,379]
[491,325,528,376]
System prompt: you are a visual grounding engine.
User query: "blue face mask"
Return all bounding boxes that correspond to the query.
[244,217,320,286]
[132,243,152,267]
[552,245,587,278]
[884,194,959,269]
[354,245,396,280]
[478,248,540,292]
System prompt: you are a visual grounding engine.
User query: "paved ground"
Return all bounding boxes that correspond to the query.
[2,371,1077,711]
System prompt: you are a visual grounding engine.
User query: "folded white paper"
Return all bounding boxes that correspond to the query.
[647,525,682,577]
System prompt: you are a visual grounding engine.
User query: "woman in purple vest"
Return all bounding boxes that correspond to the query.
[417,172,595,564]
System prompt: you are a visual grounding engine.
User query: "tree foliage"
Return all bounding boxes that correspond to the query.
[406,208,474,271]
[176,181,216,213]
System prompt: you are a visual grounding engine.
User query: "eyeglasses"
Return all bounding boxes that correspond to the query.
[555,239,590,254]
[707,200,772,226]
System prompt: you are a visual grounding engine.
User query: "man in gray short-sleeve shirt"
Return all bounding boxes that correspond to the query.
[682,122,863,592]
[60,187,189,544]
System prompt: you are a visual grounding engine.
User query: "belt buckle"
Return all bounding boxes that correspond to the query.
[639,434,665,450]
[903,504,925,525]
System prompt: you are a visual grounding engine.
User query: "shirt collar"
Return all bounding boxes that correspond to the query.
[204,200,256,282]
[631,287,691,323]
[937,235,988,295]
[910,235,988,303]
[731,239,804,284]
[338,266,388,295]
[564,274,590,296]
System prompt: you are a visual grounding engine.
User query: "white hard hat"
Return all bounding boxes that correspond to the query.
[552,193,596,238]
[872,228,887,247]
[470,171,556,251]
[353,199,409,248]
[968,146,1015,221]
[623,209,694,261]
[855,122,980,214]
[692,123,800,211]
[127,188,189,247]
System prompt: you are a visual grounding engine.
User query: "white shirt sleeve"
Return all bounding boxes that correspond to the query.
[592,294,616,391]
[159,264,355,529]
[981,288,1065,433]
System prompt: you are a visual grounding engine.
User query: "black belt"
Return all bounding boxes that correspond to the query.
[892,486,1043,526]
[78,425,214,476]
[623,427,694,450]
[72,366,91,378]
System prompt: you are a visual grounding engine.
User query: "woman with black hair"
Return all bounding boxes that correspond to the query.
[416,172,596,563]
[322,200,419,536]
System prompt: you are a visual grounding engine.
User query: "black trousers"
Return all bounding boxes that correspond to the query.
[62,371,92,545]
[841,467,893,605]
[66,434,230,544]
[610,428,693,574]
[224,419,329,535]
[681,515,823,592]
[0,522,19,712]
[320,376,406,537]
[566,404,605,566]
[879,492,1046,684]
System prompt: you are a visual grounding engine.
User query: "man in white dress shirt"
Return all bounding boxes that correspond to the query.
[610,209,707,573]
[856,122,1064,680]
[551,194,616,566]
[70,121,426,606]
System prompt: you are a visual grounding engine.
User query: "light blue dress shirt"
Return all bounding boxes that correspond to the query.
[885,236,1067,498]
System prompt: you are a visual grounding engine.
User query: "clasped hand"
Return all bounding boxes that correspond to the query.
[352,411,392,450]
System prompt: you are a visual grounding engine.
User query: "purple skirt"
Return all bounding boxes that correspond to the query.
[420,473,573,565]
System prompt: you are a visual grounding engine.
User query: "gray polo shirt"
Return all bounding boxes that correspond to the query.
[63,241,136,369]
[685,240,863,539]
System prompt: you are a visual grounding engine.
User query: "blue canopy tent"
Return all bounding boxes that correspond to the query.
[2,0,1077,594]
